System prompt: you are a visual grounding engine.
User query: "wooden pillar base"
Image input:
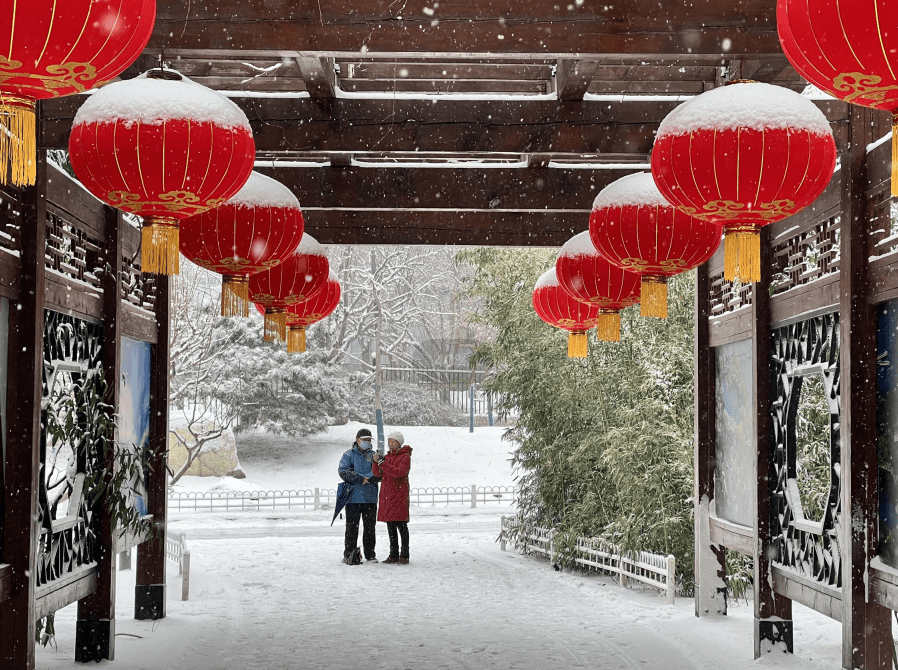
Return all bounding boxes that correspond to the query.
[754,618,793,657]
[74,618,114,663]
[134,584,166,620]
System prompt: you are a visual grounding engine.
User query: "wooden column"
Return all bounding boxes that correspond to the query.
[135,274,169,620]
[753,225,793,656]
[0,149,47,670]
[74,206,122,662]
[839,106,891,670]
[694,263,727,617]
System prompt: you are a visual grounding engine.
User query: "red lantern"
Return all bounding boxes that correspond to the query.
[778,0,898,195]
[554,232,641,342]
[248,233,330,342]
[533,267,605,358]
[652,81,836,284]
[180,172,305,318]
[0,0,156,186]
[254,271,341,353]
[589,173,721,318]
[69,69,255,275]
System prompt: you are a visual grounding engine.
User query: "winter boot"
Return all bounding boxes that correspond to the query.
[383,555,399,564]
[398,556,409,565]
[344,547,362,565]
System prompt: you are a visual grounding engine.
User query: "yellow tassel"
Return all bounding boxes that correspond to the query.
[892,112,898,196]
[723,227,761,284]
[595,311,621,342]
[0,96,36,187]
[287,326,307,354]
[640,276,668,319]
[141,217,180,275]
[221,276,250,317]
[263,309,287,342]
[567,331,588,358]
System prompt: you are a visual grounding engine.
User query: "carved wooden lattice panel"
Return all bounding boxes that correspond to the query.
[867,189,896,261]
[770,312,842,588]
[770,214,841,296]
[709,269,752,317]
[45,209,103,292]
[35,311,104,589]
[122,250,157,313]
[0,183,21,257]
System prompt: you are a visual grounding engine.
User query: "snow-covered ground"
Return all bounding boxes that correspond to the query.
[37,509,843,670]
[174,422,516,492]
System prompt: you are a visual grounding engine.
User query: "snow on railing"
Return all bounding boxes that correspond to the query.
[500,516,676,604]
[165,532,191,601]
[169,485,516,512]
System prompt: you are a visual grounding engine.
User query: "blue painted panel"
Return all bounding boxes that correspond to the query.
[121,336,151,505]
[878,301,898,566]
[0,297,7,484]
[714,338,755,527]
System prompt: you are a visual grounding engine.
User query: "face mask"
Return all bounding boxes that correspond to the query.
[359,439,372,450]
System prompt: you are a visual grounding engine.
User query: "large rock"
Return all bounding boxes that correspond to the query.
[168,424,245,478]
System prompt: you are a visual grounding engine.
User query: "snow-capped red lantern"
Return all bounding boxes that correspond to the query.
[285,270,341,354]
[588,173,721,318]
[533,267,605,358]
[249,233,329,342]
[255,270,341,353]
[651,81,836,284]
[777,0,898,195]
[0,0,156,186]
[180,172,305,318]
[554,232,641,342]
[68,69,256,275]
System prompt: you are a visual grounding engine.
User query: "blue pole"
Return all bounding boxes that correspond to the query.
[469,384,475,433]
[375,408,385,454]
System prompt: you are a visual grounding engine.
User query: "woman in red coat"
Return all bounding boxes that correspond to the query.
[372,431,412,564]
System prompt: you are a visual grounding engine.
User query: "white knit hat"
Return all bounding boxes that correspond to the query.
[387,431,404,446]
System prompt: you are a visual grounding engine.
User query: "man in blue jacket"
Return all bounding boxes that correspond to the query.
[338,428,380,564]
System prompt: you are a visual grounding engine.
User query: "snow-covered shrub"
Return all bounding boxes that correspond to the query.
[349,379,467,427]
[460,247,696,589]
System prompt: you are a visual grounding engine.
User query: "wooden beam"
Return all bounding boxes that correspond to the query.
[839,105,891,670]
[255,165,638,210]
[40,96,851,156]
[0,149,47,670]
[40,97,673,155]
[301,209,585,246]
[135,276,170,621]
[74,207,122,663]
[149,0,784,58]
[556,60,599,100]
[753,225,794,656]
[295,56,336,102]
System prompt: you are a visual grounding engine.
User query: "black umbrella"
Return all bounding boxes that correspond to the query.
[331,482,354,525]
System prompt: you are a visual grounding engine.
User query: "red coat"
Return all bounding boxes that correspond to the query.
[372,446,412,522]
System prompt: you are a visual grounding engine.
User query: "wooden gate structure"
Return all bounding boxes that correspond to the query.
[1,1,894,669]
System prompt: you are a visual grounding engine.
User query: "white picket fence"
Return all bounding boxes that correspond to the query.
[169,485,516,512]
[500,516,676,604]
[165,532,191,601]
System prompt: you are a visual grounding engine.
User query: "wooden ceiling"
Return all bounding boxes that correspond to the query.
[40,0,847,246]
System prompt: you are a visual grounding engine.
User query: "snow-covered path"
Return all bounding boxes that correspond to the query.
[37,510,842,670]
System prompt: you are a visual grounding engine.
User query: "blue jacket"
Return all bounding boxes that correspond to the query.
[338,444,380,504]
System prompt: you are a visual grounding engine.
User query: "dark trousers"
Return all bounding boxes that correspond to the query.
[387,521,409,558]
[344,503,377,559]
